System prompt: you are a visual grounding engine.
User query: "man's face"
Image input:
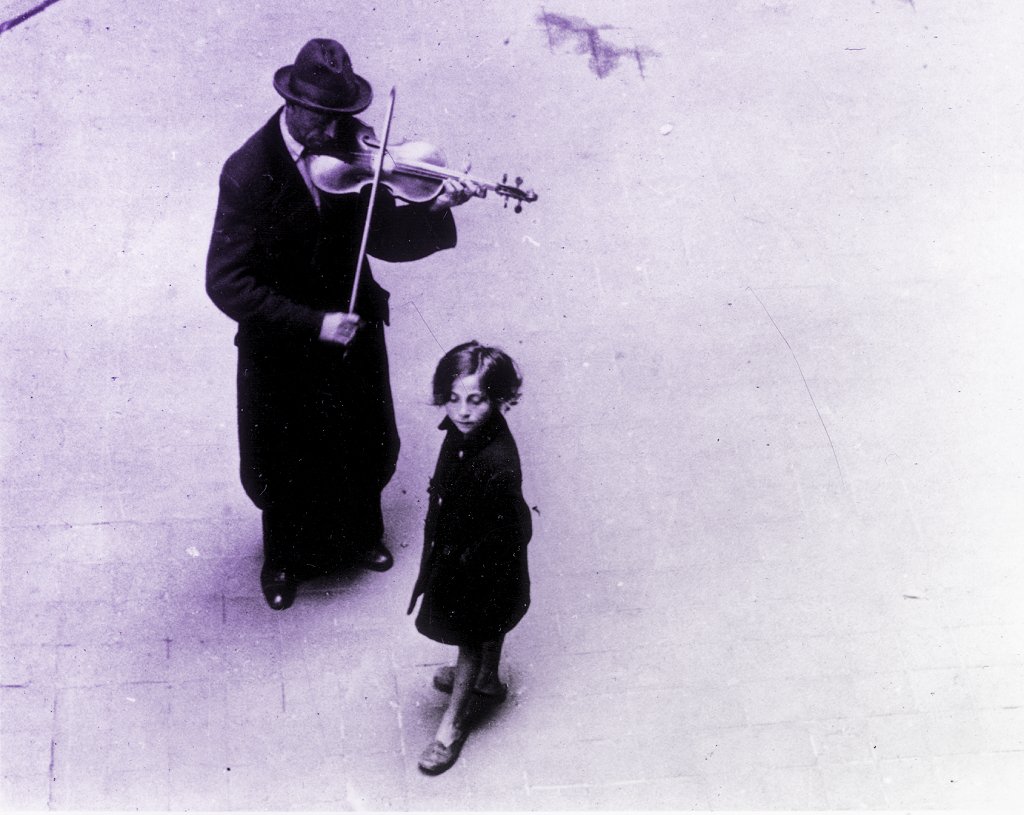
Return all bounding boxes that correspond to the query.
[284,104,355,150]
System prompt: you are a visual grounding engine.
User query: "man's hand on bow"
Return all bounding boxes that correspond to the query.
[320,312,363,346]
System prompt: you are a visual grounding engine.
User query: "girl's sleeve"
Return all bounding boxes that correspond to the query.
[462,469,532,564]
[492,470,532,544]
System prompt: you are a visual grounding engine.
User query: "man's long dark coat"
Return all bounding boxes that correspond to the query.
[206,111,456,573]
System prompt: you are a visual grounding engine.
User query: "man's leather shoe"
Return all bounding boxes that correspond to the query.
[260,568,297,610]
[354,542,393,572]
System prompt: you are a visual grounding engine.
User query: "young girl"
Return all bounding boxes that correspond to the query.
[407,341,533,775]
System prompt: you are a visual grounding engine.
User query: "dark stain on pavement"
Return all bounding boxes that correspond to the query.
[538,10,658,79]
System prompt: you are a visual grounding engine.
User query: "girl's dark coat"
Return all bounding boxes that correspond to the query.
[408,413,532,645]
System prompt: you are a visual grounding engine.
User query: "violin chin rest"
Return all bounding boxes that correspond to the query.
[308,154,353,194]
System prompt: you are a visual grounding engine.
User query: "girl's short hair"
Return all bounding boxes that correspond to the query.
[432,341,523,407]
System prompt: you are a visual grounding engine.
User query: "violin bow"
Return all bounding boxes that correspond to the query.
[348,85,397,314]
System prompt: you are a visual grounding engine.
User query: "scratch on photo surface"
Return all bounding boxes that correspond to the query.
[747,286,845,485]
[407,300,445,352]
[47,694,58,808]
[0,0,62,35]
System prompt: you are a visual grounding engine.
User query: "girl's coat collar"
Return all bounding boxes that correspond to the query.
[437,412,507,456]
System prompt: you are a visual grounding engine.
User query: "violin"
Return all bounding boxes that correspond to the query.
[308,121,538,212]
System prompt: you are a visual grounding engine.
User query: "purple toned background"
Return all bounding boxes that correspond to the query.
[2,0,1023,808]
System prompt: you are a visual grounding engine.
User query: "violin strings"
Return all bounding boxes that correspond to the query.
[316,153,529,197]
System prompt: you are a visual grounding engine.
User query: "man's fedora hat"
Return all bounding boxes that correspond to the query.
[273,38,373,114]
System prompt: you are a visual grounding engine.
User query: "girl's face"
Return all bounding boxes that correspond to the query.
[445,374,493,436]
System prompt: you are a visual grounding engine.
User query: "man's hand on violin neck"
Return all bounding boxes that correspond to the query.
[428,162,485,213]
[320,312,363,346]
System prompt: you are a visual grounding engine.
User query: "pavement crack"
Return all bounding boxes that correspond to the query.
[0,0,63,35]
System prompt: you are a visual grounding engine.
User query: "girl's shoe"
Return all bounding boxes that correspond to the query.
[431,665,509,701]
[418,730,468,775]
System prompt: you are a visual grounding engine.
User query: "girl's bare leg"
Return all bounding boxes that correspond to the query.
[435,644,481,746]
[432,635,507,696]
[475,636,505,695]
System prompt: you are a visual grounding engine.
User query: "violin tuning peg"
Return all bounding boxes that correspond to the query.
[502,173,508,184]
[515,176,523,187]
[514,202,523,214]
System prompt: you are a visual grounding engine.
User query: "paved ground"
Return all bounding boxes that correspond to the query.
[2,0,1023,810]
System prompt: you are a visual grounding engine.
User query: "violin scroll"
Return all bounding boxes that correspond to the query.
[499,173,538,213]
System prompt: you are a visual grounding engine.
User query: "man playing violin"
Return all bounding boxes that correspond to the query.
[206,38,480,610]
